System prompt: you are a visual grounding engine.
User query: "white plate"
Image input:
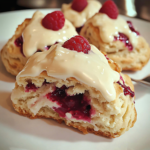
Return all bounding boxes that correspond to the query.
[0,9,150,150]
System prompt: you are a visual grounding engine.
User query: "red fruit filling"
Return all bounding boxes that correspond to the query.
[44,45,51,50]
[76,26,83,34]
[114,33,133,51]
[25,80,49,92]
[46,85,93,122]
[71,0,88,12]
[120,75,125,84]
[15,36,23,47]
[117,81,135,97]
[127,21,140,36]
[62,35,91,54]
[14,36,25,57]
[99,0,118,19]
[113,21,139,51]
[25,82,39,92]
[104,55,109,60]
[42,11,65,31]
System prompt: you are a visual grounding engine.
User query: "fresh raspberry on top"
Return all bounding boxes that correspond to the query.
[71,0,88,12]
[99,0,118,19]
[62,35,91,54]
[42,11,65,31]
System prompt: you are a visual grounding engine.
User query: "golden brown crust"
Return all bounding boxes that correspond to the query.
[0,19,30,76]
[80,20,150,71]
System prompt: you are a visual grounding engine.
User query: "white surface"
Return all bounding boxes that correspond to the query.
[0,9,150,150]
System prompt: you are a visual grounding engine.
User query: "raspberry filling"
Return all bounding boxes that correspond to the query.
[117,81,135,97]
[120,75,125,84]
[25,80,49,92]
[25,82,39,92]
[25,82,93,121]
[76,26,83,34]
[127,21,140,36]
[14,36,25,56]
[113,21,139,51]
[114,33,133,51]
[46,85,93,122]
[15,36,23,47]
[44,45,51,50]
[104,55,109,60]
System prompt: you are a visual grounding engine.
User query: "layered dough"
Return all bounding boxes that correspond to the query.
[11,72,136,138]
[80,13,150,71]
[0,11,78,76]
[11,43,136,138]
[0,19,29,76]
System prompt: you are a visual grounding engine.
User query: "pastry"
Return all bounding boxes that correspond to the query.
[11,35,136,138]
[80,0,150,71]
[62,0,101,33]
[0,10,78,76]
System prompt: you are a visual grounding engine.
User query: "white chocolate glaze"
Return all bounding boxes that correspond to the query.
[22,11,78,58]
[17,44,120,102]
[87,13,139,47]
[62,0,101,27]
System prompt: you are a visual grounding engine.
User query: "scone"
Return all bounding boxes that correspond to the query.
[62,0,101,33]
[80,0,150,71]
[11,36,137,138]
[0,10,78,76]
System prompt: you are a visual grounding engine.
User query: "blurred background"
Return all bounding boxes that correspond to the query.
[0,0,150,21]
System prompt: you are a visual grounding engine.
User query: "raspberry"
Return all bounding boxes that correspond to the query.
[99,0,118,19]
[62,35,91,54]
[71,0,88,12]
[42,11,65,31]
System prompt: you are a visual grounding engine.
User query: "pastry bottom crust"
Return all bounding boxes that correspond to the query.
[12,102,137,138]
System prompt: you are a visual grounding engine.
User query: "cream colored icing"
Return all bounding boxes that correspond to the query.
[62,0,101,27]
[22,11,78,58]
[88,13,139,47]
[17,44,120,102]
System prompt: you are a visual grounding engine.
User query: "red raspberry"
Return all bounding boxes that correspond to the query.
[99,0,118,19]
[42,11,65,31]
[71,0,88,12]
[62,35,91,54]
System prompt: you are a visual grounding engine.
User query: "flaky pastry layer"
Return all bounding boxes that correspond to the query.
[11,68,136,138]
[80,22,150,71]
[0,19,30,75]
